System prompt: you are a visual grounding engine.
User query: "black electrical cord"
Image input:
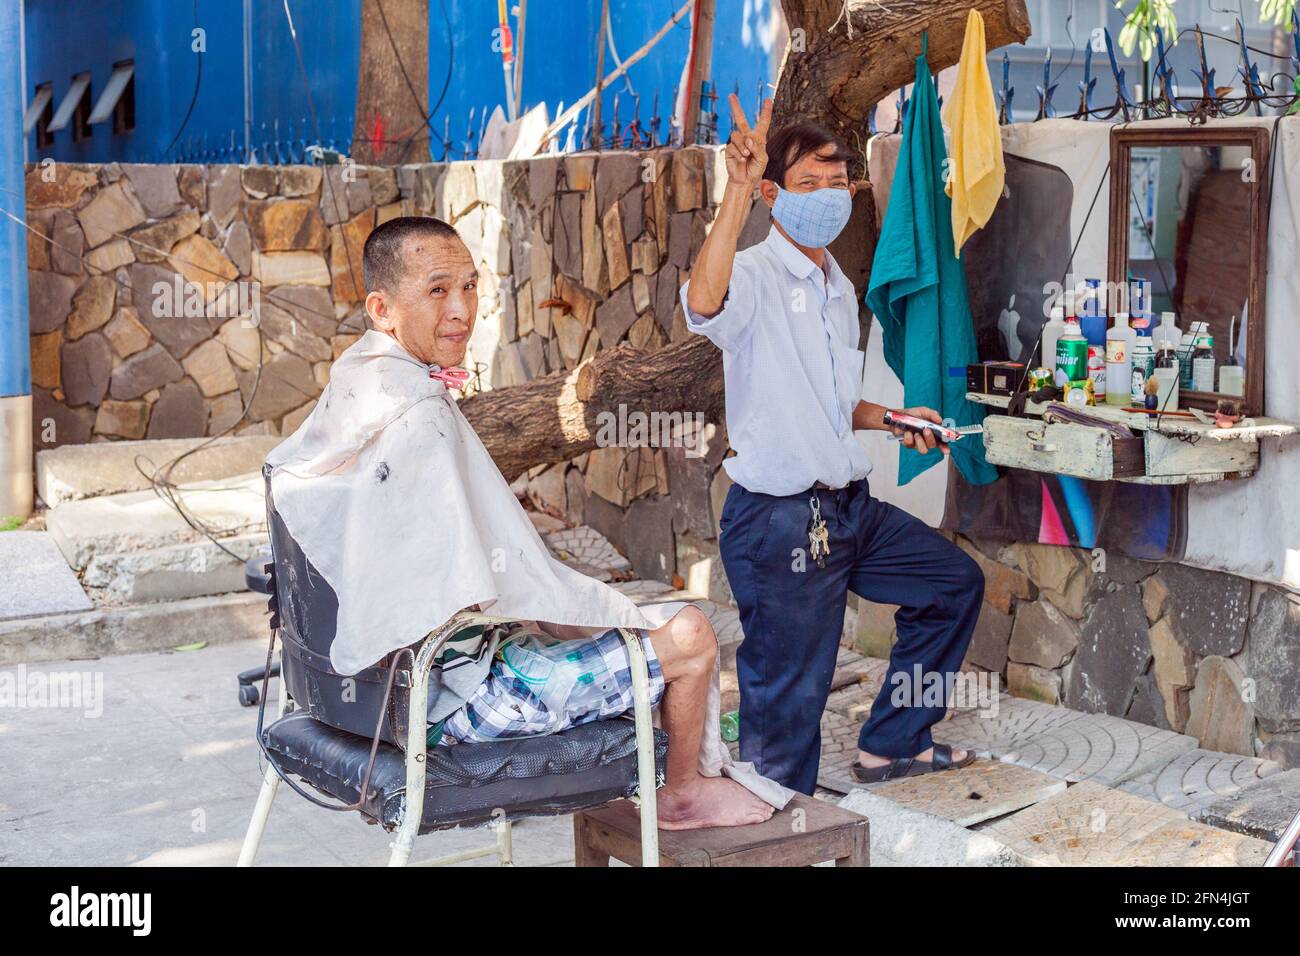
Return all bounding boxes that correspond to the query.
[163,0,204,157]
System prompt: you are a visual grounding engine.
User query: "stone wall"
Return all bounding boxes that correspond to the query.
[854,537,1300,768]
[24,148,758,607]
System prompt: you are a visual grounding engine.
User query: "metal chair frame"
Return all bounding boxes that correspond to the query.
[237,610,661,868]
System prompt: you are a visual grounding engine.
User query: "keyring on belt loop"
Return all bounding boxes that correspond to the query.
[809,493,823,523]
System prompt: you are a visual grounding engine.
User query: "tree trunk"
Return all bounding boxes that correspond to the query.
[461,335,723,484]
[772,0,1032,166]
[352,0,430,164]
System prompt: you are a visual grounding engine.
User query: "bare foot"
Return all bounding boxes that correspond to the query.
[857,745,968,769]
[655,775,776,830]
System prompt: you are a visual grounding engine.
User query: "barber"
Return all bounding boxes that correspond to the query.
[680,98,985,793]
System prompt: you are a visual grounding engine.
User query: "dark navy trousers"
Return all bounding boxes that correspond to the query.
[718,477,984,794]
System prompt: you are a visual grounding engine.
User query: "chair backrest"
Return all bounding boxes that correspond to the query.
[262,465,413,747]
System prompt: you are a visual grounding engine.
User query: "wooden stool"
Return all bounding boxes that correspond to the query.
[573,793,869,867]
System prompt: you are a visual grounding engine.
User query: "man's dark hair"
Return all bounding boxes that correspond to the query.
[362,215,462,293]
[761,123,855,187]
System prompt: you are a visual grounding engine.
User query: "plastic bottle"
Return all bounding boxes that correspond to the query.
[1154,343,1180,411]
[1178,327,1201,391]
[1055,317,1088,387]
[1219,316,1244,396]
[1152,311,1182,354]
[1105,312,1135,406]
[1192,334,1216,392]
[720,711,740,743]
[1080,279,1107,347]
[1130,332,1154,404]
[1042,303,1066,377]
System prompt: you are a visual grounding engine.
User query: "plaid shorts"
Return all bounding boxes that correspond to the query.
[438,628,665,745]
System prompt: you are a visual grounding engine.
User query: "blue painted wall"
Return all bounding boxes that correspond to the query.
[23,0,781,164]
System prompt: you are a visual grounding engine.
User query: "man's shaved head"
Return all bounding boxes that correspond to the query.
[362,216,478,369]
[363,215,462,293]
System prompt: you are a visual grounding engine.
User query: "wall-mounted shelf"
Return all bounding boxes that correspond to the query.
[967,392,1300,485]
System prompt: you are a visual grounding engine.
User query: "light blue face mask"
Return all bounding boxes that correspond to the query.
[771,186,853,248]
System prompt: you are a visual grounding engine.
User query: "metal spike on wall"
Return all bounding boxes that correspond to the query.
[1077,36,1097,117]
[1192,26,1216,103]
[1235,19,1265,116]
[1102,27,1135,122]
[1035,46,1058,119]
[997,51,1014,124]
[1153,26,1180,114]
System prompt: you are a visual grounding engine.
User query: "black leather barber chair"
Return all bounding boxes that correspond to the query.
[237,465,667,866]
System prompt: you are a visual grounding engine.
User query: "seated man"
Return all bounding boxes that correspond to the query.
[265,216,781,829]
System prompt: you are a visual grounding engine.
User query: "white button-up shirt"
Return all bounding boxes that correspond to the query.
[682,228,872,496]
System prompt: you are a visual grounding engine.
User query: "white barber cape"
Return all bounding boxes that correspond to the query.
[266,330,793,809]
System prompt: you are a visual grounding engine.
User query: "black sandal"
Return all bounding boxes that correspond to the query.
[849,743,976,784]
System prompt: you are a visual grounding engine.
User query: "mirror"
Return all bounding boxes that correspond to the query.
[1108,126,1270,415]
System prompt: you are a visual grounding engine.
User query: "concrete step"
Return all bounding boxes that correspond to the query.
[0,591,269,667]
[36,435,279,507]
[45,472,266,571]
[0,531,92,623]
[83,533,269,604]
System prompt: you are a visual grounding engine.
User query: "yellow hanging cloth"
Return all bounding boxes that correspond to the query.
[943,8,1004,254]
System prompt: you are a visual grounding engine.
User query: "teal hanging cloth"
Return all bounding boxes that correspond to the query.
[865,33,998,487]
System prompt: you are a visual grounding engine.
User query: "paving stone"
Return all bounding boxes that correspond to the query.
[94,398,150,439]
[109,343,184,401]
[246,199,329,251]
[1245,586,1300,730]
[1114,818,1272,866]
[838,788,1030,866]
[1157,562,1251,657]
[958,538,1034,614]
[253,250,331,287]
[1008,598,1079,670]
[596,282,638,347]
[129,263,214,358]
[624,495,676,584]
[933,693,1086,758]
[1014,542,1091,618]
[236,351,319,422]
[279,165,322,199]
[1118,748,1281,817]
[77,180,147,248]
[0,532,92,622]
[207,166,242,226]
[223,220,253,276]
[1064,583,1151,716]
[50,209,85,274]
[60,332,112,407]
[1184,655,1254,756]
[31,387,96,450]
[1199,768,1300,842]
[28,270,80,334]
[122,165,183,218]
[982,780,1189,866]
[85,237,135,273]
[1007,661,1062,705]
[181,338,240,397]
[262,285,337,339]
[863,759,1068,826]
[66,273,117,340]
[543,526,631,577]
[1148,615,1194,729]
[145,380,207,439]
[129,209,201,263]
[242,165,278,200]
[1000,712,1198,786]
[26,165,99,209]
[45,473,266,570]
[103,307,151,360]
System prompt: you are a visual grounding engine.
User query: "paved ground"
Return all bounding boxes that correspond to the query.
[1,638,579,866]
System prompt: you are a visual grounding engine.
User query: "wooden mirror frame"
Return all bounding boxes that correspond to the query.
[1108,125,1271,416]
